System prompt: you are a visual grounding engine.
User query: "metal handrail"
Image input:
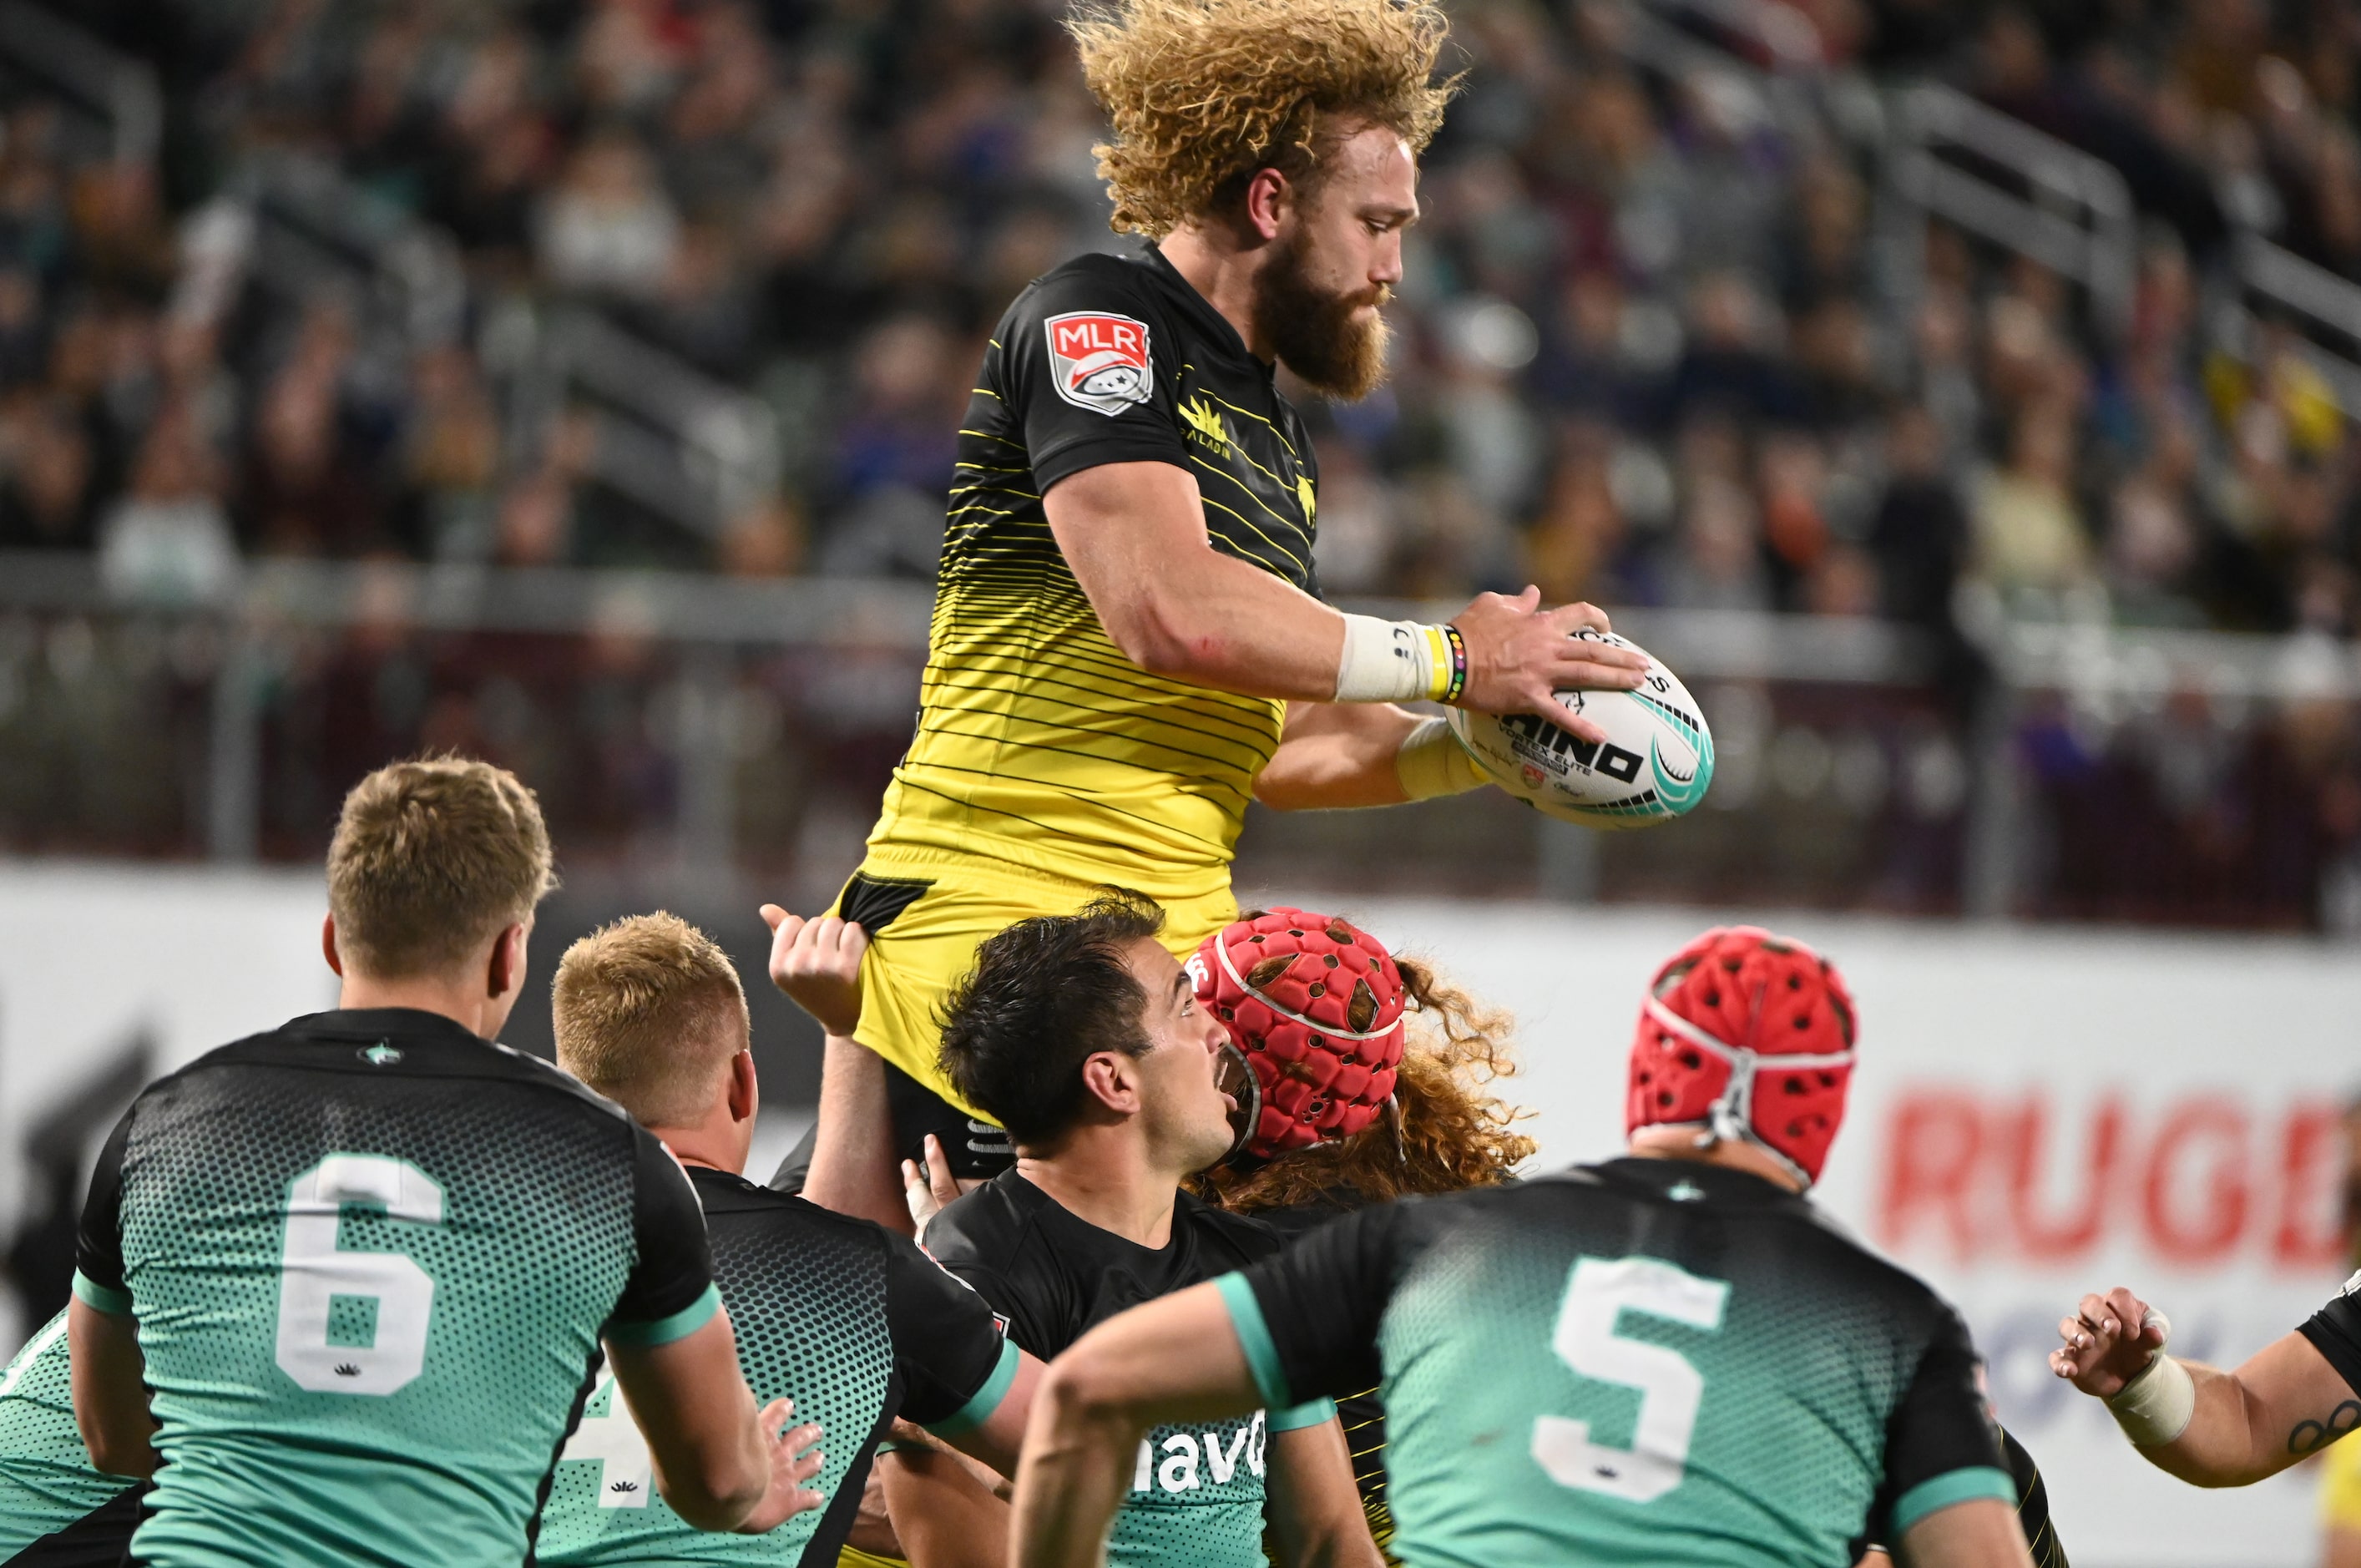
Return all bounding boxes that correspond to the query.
[235,149,468,349]
[1635,0,1824,73]
[0,551,928,645]
[2227,232,2361,417]
[1990,615,2361,704]
[23,550,2361,704]
[513,309,784,539]
[1886,83,2137,341]
[0,0,157,167]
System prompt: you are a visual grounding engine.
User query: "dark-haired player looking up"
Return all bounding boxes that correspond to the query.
[921,895,1379,1568]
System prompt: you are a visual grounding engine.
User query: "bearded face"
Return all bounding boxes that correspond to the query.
[1251,220,1393,401]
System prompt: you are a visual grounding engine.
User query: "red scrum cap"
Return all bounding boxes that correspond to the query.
[1626,926,1858,1187]
[1191,908,1408,1158]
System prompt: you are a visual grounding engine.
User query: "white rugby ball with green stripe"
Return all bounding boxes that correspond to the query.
[1447,630,1713,828]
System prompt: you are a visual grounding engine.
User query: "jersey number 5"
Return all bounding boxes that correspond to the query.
[1533,1254,1729,1504]
[273,1155,444,1396]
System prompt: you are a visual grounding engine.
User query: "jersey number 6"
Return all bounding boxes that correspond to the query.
[1532,1254,1729,1504]
[273,1154,445,1396]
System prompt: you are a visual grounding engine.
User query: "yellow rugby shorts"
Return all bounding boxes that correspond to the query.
[2323,1414,2361,1532]
[829,853,1239,1123]
[836,1550,907,1568]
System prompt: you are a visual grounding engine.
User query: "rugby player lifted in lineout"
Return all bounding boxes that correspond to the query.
[766,0,1647,1223]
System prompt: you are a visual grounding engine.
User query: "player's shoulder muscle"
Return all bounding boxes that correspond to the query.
[995,256,1170,401]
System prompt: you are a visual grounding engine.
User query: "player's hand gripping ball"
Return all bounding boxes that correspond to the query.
[1191,908,1408,1158]
[1449,630,1713,827]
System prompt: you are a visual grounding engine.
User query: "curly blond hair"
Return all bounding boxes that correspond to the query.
[1201,953,1537,1212]
[1068,0,1457,238]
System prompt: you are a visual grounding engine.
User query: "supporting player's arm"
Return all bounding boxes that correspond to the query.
[606,1313,824,1530]
[66,1296,154,1477]
[1044,461,1645,738]
[1265,1418,1386,1568]
[1012,1280,1262,1568]
[2050,1284,2358,1486]
[761,905,907,1231]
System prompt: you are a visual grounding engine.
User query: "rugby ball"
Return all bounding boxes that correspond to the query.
[1446,630,1712,828]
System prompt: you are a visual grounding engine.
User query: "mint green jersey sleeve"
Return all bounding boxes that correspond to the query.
[604,1282,721,1348]
[1215,1272,1293,1409]
[1889,1466,2016,1535]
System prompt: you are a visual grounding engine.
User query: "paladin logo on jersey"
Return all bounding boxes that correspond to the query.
[1047,311,1153,417]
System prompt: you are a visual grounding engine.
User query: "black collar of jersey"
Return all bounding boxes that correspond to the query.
[685,1162,801,1213]
[1572,1155,1816,1211]
[281,1007,495,1049]
[958,1166,1246,1260]
[1136,245,1273,387]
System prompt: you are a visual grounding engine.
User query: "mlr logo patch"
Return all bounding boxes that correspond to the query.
[1046,311,1153,416]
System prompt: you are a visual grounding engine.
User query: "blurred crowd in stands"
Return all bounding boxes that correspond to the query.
[5,0,2361,922]
[0,0,2353,644]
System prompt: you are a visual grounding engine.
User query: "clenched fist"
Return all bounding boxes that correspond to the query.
[760,906,867,1039]
[2050,1286,2170,1396]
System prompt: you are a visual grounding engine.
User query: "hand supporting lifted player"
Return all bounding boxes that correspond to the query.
[761,905,958,1232]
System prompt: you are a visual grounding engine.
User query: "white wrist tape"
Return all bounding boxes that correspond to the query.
[1396,716,1489,801]
[1336,614,1443,703]
[2106,1351,2196,1447]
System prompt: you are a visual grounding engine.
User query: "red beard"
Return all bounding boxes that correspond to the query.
[1252,229,1392,400]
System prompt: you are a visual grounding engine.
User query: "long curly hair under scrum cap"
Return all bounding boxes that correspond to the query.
[1202,953,1536,1213]
[1067,0,1457,238]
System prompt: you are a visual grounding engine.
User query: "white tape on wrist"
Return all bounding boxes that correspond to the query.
[1336,614,1440,703]
[2106,1351,2196,1447]
[1396,716,1488,801]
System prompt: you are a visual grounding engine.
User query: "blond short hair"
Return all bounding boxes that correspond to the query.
[1069,0,1455,239]
[553,913,751,1129]
[326,756,555,979]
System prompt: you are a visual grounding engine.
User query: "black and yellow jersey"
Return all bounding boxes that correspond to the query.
[862,246,1321,903]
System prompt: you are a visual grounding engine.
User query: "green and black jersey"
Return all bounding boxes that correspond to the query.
[1222,1158,2014,1568]
[0,1311,143,1565]
[862,245,1322,906]
[73,1008,719,1568]
[925,1171,1335,1568]
[538,1166,1019,1567]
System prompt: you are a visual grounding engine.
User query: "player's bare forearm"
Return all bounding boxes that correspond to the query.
[2146,1345,2338,1486]
[68,1296,155,1476]
[1266,1420,1384,1568]
[881,1434,1013,1568]
[1255,701,1421,809]
[805,1033,911,1233]
[1893,1497,2035,1568]
[1013,1283,1266,1566]
[1047,462,1345,699]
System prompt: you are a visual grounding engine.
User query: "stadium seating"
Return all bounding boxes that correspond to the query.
[0,0,2358,926]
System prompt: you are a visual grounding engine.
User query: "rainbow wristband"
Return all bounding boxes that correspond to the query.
[1438,624,1469,705]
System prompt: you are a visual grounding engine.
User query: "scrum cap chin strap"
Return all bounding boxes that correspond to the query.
[1641,997,1854,1191]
